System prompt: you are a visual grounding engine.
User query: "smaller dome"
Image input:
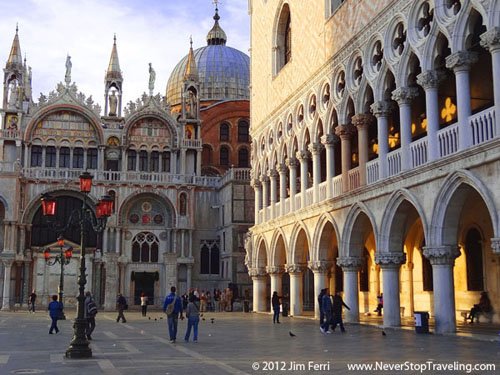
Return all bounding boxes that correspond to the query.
[207,8,227,46]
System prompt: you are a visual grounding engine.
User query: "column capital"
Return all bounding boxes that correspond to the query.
[295,150,308,162]
[337,256,363,271]
[268,169,278,179]
[351,113,374,130]
[417,70,444,90]
[251,178,262,189]
[334,124,356,138]
[308,142,323,155]
[266,265,285,275]
[371,101,394,118]
[248,267,267,278]
[320,134,339,146]
[491,238,500,255]
[285,157,298,168]
[285,263,306,274]
[480,27,500,52]
[445,51,478,72]
[375,252,406,268]
[259,175,270,183]
[103,252,118,264]
[391,86,419,105]
[308,260,332,273]
[423,245,460,266]
[276,163,288,174]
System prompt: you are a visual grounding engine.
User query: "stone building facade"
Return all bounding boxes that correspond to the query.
[0,9,253,310]
[247,0,500,333]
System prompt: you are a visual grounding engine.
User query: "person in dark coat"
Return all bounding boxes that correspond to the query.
[271,291,282,324]
[317,288,326,327]
[47,295,62,334]
[331,291,350,333]
[321,289,333,334]
[468,292,492,323]
[116,293,127,323]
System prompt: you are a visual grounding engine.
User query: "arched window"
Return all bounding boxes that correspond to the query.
[465,228,484,291]
[150,151,159,172]
[87,148,98,169]
[284,14,291,64]
[127,150,137,171]
[220,146,229,166]
[161,152,170,172]
[238,148,249,167]
[210,244,220,274]
[220,123,230,141]
[238,120,249,142]
[59,147,70,168]
[131,232,160,263]
[200,242,220,275]
[45,146,56,167]
[139,150,148,171]
[275,4,291,74]
[31,146,42,167]
[200,245,210,274]
[179,193,187,216]
[73,148,84,168]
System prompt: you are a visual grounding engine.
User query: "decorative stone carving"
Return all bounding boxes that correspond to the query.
[480,27,500,51]
[491,238,500,255]
[351,113,374,130]
[334,124,356,138]
[320,134,338,146]
[445,51,478,71]
[296,150,308,161]
[391,87,419,105]
[250,178,262,189]
[375,253,406,268]
[266,265,285,275]
[417,70,444,90]
[285,157,298,168]
[285,263,305,274]
[259,175,270,184]
[276,163,288,174]
[248,267,267,278]
[268,169,278,179]
[103,252,118,264]
[308,143,323,155]
[308,260,332,273]
[371,101,394,117]
[423,245,460,266]
[337,256,364,271]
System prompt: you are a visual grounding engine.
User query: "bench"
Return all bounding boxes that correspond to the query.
[459,309,493,323]
[459,310,469,322]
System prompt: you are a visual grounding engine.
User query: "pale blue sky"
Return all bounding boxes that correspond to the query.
[0,0,249,109]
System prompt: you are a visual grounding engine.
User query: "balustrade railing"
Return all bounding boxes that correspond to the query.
[319,181,328,201]
[470,107,496,145]
[333,175,342,197]
[348,167,360,190]
[438,122,459,157]
[387,149,402,177]
[366,159,379,184]
[410,137,428,168]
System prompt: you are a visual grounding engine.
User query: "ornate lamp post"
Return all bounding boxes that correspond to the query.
[41,172,113,359]
[43,235,73,320]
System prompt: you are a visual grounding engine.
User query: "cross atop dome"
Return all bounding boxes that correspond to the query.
[207,0,227,45]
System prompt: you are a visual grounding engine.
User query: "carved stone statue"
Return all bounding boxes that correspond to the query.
[8,81,18,108]
[148,63,156,95]
[187,90,197,118]
[108,90,118,116]
[65,55,72,85]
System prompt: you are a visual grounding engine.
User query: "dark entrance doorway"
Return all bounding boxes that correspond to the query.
[134,271,156,305]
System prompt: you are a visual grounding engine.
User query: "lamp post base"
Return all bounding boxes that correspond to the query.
[65,318,92,359]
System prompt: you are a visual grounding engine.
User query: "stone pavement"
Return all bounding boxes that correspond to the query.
[0,310,498,375]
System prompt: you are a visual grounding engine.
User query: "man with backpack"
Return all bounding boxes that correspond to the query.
[163,286,183,343]
[84,291,98,340]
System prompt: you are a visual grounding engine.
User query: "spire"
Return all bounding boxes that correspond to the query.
[106,34,122,81]
[206,3,227,45]
[184,36,199,81]
[6,24,23,70]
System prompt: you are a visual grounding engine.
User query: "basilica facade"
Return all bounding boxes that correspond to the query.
[0,8,253,310]
[247,0,500,333]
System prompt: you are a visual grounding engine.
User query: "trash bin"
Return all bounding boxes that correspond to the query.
[414,311,429,333]
[243,300,250,313]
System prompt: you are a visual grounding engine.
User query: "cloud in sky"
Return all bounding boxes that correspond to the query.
[0,0,249,110]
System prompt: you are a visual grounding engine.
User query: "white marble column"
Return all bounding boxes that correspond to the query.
[446,51,478,150]
[375,253,406,327]
[251,179,262,224]
[321,134,337,198]
[423,245,461,334]
[269,169,278,219]
[417,70,442,161]
[267,266,284,310]
[196,149,202,176]
[286,157,298,211]
[286,264,304,317]
[180,148,187,175]
[371,101,393,178]
[491,238,500,255]
[1,260,13,310]
[186,264,193,290]
[335,125,355,193]
[250,268,267,312]
[308,143,322,203]
[392,87,419,171]
[309,261,331,319]
[352,114,373,186]
[481,28,500,136]
[296,151,308,208]
[277,163,287,216]
[337,256,363,323]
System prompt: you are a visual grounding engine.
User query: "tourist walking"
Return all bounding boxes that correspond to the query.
[184,294,200,342]
[116,293,127,323]
[47,295,62,334]
[163,286,183,343]
[331,291,350,333]
[320,289,332,334]
[272,291,282,324]
[141,292,148,317]
[28,290,37,313]
[317,288,326,327]
[84,291,98,340]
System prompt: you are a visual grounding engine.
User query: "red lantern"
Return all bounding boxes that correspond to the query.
[41,193,57,216]
[97,195,114,218]
[79,172,93,193]
[57,236,64,247]
[44,248,50,260]
[65,247,73,260]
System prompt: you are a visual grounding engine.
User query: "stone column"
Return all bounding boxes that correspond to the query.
[186,263,193,290]
[352,114,373,185]
[309,261,331,319]
[286,157,298,211]
[417,70,442,161]
[392,87,419,171]
[267,266,284,309]
[286,264,304,316]
[196,149,202,176]
[269,169,278,219]
[22,259,31,306]
[98,145,105,171]
[308,143,322,203]
[446,51,478,150]
[277,163,288,216]
[251,179,262,224]
[491,238,500,255]
[250,268,267,312]
[375,253,406,327]
[335,125,355,193]
[337,256,363,323]
[423,245,461,334]
[481,28,500,136]
[321,134,337,198]
[1,259,13,310]
[371,102,393,178]
[296,151,309,208]
[103,252,118,311]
